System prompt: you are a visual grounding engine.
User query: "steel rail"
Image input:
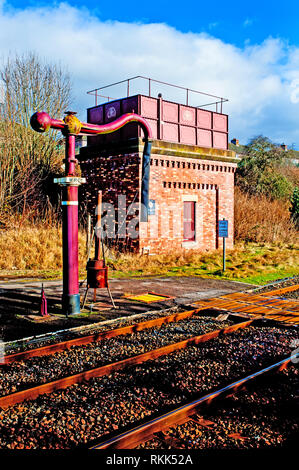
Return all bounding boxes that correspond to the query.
[2,308,204,365]
[259,284,299,297]
[90,354,298,449]
[0,319,254,409]
[223,284,299,299]
[193,285,299,324]
[3,284,297,365]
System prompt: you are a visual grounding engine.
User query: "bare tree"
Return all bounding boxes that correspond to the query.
[0,52,72,222]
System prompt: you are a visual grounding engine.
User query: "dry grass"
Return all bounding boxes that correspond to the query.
[0,223,298,285]
[0,224,87,271]
[234,187,298,243]
[0,187,298,286]
[280,163,299,187]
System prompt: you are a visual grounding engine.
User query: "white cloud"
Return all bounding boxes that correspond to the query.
[0,2,298,147]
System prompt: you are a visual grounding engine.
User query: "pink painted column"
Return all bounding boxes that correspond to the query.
[55,132,85,315]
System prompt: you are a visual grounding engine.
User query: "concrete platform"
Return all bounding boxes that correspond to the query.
[0,276,255,341]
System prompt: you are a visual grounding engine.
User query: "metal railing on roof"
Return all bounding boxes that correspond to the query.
[87,76,228,113]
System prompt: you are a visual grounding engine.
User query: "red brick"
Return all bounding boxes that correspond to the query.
[79,140,237,254]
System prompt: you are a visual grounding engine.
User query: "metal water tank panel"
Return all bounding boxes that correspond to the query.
[105,100,121,123]
[122,121,139,140]
[197,109,212,129]
[162,122,179,142]
[162,101,179,123]
[140,96,158,119]
[213,131,227,149]
[145,119,158,139]
[197,129,212,148]
[213,113,228,132]
[88,106,104,124]
[86,92,228,150]
[180,105,196,126]
[180,125,196,145]
[122,96,139,114]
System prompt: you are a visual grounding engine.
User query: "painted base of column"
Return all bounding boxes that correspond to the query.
[62,293,81,315]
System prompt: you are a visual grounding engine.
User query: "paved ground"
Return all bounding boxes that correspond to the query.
[0,276,255,342]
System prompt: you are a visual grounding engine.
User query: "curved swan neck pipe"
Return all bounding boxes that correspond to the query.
[30,110,153,220]
[30,111,153,141]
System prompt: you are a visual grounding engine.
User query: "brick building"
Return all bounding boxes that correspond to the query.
[79,78,238,254]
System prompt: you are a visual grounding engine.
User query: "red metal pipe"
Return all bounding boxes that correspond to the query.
[61,180,80,314]
[30,111,153,140]
[95,191,102,261]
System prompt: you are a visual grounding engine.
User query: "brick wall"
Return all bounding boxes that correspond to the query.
[79,139,237,254]
[79,150,141,252]
[140,154,236,254]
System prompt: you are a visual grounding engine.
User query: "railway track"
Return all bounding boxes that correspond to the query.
[2,308,208,364]
[0,284,297,406]
[3,283,298,363]
[0,316,251,407]
[0,318,297,449]
[0,282,297,449]
[90,354,298,449]
[193,284,299,325]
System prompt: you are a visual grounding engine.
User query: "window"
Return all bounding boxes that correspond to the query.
[183,201,196,241]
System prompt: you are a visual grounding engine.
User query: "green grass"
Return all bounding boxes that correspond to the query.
[106,242,299,285]
[0,242,298,286]
[108,266,298,286]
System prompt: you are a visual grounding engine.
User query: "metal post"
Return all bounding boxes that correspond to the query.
[95,191,102,261]
[86,214,91,256]
[61,133,81,315]
[158,93,163,140]
[140,139,152,222]
[223,236,226,272]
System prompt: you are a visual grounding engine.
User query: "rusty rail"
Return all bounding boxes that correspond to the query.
[259,284,299,297]
[90,354,298,449]
[193,285,299,325]
[4,285,297,365]
[3,308,203,365]
[0,319,254,409]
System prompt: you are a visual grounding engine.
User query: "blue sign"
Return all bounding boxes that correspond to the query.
[218,219,228,238]
[148,199,156,215]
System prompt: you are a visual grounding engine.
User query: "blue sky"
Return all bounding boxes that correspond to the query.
[1,0,299,147]
[7,0,299,47]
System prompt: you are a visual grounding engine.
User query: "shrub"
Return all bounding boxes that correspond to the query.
[236,135,294,200]
[234,187,298,243]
